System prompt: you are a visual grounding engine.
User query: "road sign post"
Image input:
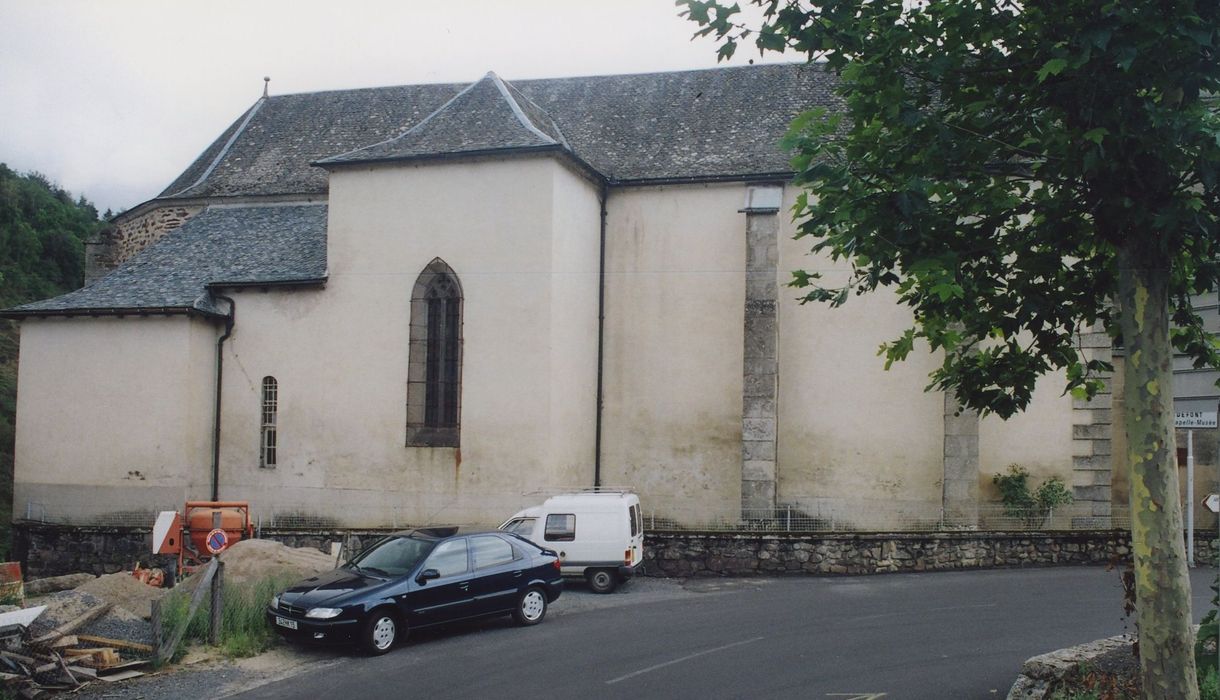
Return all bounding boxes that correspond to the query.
[1174,406,1216,568]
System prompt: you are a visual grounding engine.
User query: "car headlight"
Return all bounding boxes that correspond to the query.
[270,595,280,610]
[305,607,343,619]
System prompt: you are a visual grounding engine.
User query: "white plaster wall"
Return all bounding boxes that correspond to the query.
[215,158,600,526]
[775,186,946,526]
[547,168,602,486]
[600,184,745,522]
[13,316,216,519]
[979,374,1075,495]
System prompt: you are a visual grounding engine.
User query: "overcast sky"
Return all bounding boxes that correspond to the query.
[0,0,791,215]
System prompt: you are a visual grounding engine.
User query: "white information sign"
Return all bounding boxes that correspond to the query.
[1175,410,1218,429]
[1206,494,1220,514]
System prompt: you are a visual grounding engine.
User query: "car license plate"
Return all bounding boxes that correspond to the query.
[275,616,298,630]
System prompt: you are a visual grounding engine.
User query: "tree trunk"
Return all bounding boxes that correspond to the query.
[1116,243,1198,700]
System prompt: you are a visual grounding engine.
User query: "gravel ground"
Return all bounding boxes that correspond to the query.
[67,577,720,699]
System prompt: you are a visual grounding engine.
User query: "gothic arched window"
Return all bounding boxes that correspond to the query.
[406,259,463,447]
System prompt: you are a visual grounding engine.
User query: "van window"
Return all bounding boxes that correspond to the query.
[501,518,536,537]
[629,504,640,537]
[544,513,576,542]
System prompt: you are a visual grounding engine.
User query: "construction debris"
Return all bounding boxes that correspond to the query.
[0,567,159,696]
[23,574,95,597]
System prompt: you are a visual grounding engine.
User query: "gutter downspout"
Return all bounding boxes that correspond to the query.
[594,184,608,488]
[211,295,235,501]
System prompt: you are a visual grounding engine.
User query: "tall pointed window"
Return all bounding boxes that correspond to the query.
[406,259,463,447]
[260,376,278,468]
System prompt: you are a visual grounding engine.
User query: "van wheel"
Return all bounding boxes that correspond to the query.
[586,568,617,594]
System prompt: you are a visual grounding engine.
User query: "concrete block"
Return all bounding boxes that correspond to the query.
[743,373,777,397]
[742,440,775,461]
[743,397,776,419]
[1073,423,1111,440]
[742,460,775,482]
[741,481,776,511]
[1073,393,1112,410]
[943,435,980,460]
[1072,454,1112,471]
[1073,485,1111,502]
[1072,470,1111,487]
[742,418,775,441]
[1078,332,1114,349]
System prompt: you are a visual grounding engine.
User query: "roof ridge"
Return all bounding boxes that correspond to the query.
[165,97,267,198]
[494,75,568,148]
[317,71,568,166]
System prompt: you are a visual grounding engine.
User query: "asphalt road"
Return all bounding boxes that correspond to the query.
[226,566,1216,700]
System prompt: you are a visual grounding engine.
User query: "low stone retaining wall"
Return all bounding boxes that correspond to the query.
[642,530,1218,577]
[10,521,1216,580]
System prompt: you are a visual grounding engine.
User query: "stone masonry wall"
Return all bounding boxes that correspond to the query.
[86,205,202,284]
[11,522,1216,580]
[642,530,1219,577]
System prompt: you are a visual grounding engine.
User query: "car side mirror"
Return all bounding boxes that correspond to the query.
[416,568,440,584]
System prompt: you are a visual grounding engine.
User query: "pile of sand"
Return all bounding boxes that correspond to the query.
[217,539,336,584]
[75,572,167,620]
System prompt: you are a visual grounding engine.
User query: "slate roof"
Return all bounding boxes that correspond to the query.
[5,204,327,317]
[160,62,836,199]
[322,72,569,165]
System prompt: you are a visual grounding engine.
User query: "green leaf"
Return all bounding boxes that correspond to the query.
[1082,127,1109,145]
[1036,58,1068,82]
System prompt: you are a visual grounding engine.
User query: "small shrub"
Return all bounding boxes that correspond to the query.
[158,571,300,662]
[993,464,1074,527]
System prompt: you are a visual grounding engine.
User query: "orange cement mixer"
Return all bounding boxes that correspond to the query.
[153,501,254,576]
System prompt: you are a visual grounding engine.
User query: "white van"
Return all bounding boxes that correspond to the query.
[499,491,644,593]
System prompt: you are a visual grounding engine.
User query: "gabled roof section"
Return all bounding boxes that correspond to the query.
[3,204,328,318]
[151,63,835,200]
[319,72,569,166]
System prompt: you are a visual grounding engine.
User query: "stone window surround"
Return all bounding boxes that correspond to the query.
[406,258,463,448]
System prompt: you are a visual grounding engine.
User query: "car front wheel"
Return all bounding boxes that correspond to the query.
[360,609,399,655]
[512,586,547,626]
[586,568,618,594]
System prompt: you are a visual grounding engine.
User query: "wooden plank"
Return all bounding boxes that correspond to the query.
[65,665,97,679]
[97,659,149,674]
[97,669,145,682]
[29,603,113,646]
[75,635,153,653]
[48,636,77,649]
[54,654,77,687]
[157,557,217,663]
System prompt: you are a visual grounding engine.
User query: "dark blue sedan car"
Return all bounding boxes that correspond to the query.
[267,527,564,654]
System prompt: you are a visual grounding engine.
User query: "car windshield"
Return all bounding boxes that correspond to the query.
[348,536,435,577]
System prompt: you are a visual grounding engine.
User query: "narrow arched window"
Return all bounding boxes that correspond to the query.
[406,259,463,447]
[260,376,278,468]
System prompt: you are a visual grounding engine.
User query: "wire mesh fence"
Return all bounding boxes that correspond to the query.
[15,497,1148,534]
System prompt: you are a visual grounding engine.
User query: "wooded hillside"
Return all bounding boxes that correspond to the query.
[0,163,105,538]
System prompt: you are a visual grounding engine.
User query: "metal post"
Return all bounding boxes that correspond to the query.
[150,598,162,660]
[209,559,224,645]
[785,506,791,531]
[1187,428,1195,567]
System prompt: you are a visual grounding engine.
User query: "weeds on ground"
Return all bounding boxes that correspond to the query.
[158,572,299,662]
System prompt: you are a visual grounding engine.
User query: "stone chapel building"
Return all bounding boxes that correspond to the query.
[6,63,1160,529]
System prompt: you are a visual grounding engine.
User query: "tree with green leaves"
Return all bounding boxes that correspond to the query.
[680,1,1219,696]
[0,163,102,542]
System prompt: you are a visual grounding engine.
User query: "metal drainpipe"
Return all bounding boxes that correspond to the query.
[594,184,608,488]
[211,295,235,501]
